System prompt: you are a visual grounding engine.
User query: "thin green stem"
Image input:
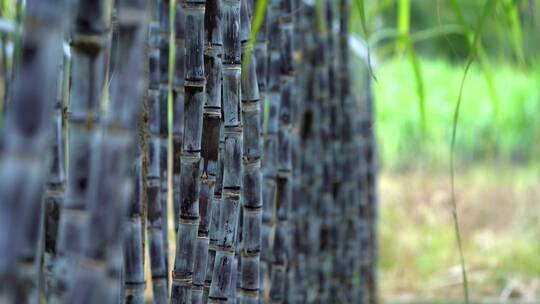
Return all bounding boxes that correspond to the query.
[449,2,498,303]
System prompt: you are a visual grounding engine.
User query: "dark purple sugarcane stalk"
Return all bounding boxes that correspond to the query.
[207,0,243,302]
[365,74,378,304]
[171,0,185,236]
[264,0,280,302]
[295,3,328,302]
[269,0,294,302]
[191,0,223,303]
[157,0,171,289]
[0,0,71,302]
[324,1,342,300]
[42,41,70,301]
[204,122,224,302]
[170,0,206,303]
[54,0,113,301]
[313,0,334,301]
[124,153,146,303]
[64,1,150,303]
[239,0,262,302]
[252,0,269,301]
[202,1,224,302]
[147,1,169,303]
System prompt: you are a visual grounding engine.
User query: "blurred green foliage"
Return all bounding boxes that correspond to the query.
[0,0,15,18]
[349,0,540,169]
[366,0,540,64]
[374,58,540,169]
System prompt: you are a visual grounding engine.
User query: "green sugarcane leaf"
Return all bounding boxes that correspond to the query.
[368,24,465,48]
[396,0,410,53]
[356,0,369,38]
[241,0,268,71]
[448,0,467,26]
[450,2,498,304]
[315,0,327,34]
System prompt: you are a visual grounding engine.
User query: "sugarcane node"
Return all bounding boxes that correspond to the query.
[239,288,259,297]
[185,79,206,88]
[242,248,261,257]
[172,270,193,282]
[208,297,228,303]
[124,281,146,288]
[179,217,200,224]
[205,45,223,55]
[223,188,241,197]
[276,170,291,178]
[243,205,262,212]
[71,34,106,50]
[242,156,260,164]
[192,284,204,290]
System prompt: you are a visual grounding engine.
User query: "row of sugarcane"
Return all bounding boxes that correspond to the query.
[0,0,378,303]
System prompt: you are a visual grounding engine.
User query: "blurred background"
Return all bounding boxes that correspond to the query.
[349,0,540,302]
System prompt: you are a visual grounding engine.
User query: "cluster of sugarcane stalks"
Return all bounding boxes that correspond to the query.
[0,0,378,303]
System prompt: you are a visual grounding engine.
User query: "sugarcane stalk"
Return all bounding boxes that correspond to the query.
[297,18,323,294]
[262,1,280,303]
[323,1,345,300]
[170,0,206,302]
[312,1,334,301]
[147,1,169,302]
[269,0,294,302]
[157,0,171,290]
[365,74,378,304]
[252,1,269,301]
[53,0,113,302]
[208,0,243,302]
[148,107,169,304]
[42,42,71,301]
[124,153,146,303]
[65,1,149,303]
[191,0,223,303]
[239,0,262,302]
[171,0,186,237]
[0,0,70,302]
[205,123,225,302]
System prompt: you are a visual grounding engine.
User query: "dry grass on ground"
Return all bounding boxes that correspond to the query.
[379,165,540,303]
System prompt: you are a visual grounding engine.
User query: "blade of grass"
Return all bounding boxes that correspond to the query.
[447,0,501,143]
[353,0,377,81]
[450,1,498,304]
[405,37,426,137]
[505,0,525,66]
